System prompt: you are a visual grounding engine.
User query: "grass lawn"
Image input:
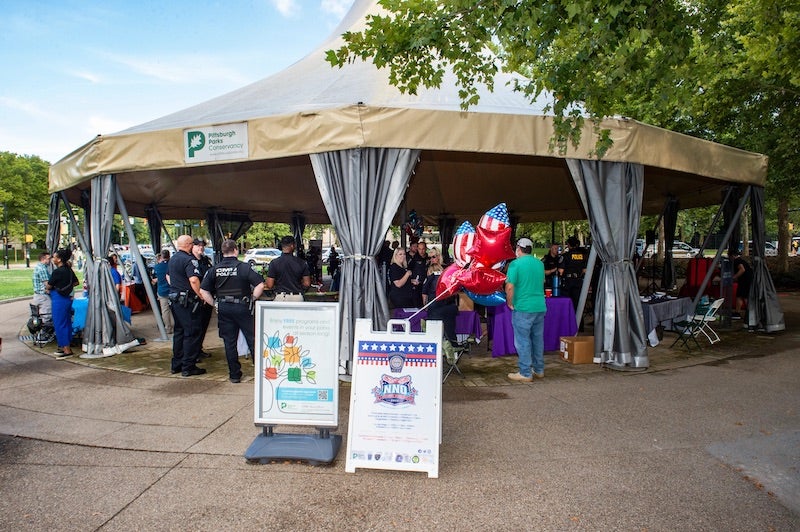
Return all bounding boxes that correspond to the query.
[0,267,84,301]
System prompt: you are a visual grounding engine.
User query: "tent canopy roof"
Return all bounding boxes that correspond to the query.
[50,0,767,225]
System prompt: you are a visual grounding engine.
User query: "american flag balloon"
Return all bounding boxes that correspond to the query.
[452,221,476,267]
[478,203,510,231]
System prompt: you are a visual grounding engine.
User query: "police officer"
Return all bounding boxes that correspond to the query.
[558,236,588,325]
[168,235,206,377]
[541,242,560,288]
[192,238,213,359]
[200,239,265,383]
[266,236,311,301]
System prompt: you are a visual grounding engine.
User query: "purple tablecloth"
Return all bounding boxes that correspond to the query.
[391,308,483,339]
[487,297,577,356]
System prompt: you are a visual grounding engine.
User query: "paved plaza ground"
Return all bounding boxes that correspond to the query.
[0,292,798,530]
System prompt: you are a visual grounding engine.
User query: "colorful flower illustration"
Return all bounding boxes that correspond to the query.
[261,330,317,384]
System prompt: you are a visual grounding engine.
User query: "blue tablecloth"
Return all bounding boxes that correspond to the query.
[487,297,577,356]
[391,308,483,341]
[72,297,131,331]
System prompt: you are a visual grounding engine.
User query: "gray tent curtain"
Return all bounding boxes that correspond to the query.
[310,147,420,369]
[82,174,137,358]
[662,197,679,290]
[145,205,163,254]
[438,214,456,264]
[291,212,306,255]
[748,187,785,332]
[567,159,649,369]
[46,194,61,254]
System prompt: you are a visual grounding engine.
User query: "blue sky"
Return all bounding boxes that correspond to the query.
[0,0,354,163]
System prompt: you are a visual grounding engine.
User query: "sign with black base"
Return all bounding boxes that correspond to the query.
[245,301,341,465]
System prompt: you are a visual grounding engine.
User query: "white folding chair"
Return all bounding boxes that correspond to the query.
[694,298,725,344]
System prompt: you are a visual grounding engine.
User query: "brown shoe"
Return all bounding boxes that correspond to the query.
[507,372,533,382]
[533,372,544,379]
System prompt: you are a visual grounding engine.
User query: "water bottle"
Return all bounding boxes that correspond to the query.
[552,275,560,297]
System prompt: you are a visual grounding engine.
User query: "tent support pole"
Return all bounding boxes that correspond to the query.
[690,186,751,311]
[116,187,168,341]
[576,245,597,329]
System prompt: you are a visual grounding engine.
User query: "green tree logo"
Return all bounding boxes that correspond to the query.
[187,131,205,157]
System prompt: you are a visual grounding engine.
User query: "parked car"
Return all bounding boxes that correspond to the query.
[671,241,700,258]
[639,240,699,258]
[739,240,777,257]
[244,247,281,267]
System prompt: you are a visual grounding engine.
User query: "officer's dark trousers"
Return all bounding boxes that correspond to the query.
[217,302,254,380]
[170,302,203,372]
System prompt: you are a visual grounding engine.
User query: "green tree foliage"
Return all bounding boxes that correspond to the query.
[328,0,799,261]
[0,151,51,245]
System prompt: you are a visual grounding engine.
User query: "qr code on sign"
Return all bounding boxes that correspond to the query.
[317,390,329,401]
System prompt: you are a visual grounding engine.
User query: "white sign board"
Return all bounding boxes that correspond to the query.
[345,319,442,478]
[184,122,248,163]
[253,301,340,427]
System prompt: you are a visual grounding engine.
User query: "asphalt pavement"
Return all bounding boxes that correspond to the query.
[0,295,798,531]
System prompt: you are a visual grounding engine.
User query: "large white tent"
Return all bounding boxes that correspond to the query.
[49,0,780,366]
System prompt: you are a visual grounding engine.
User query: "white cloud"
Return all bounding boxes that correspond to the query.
[100,52,251,86]
[271,0,300,17]
[72,71,101,84]
[0,96,49,119]
[320,0,352,18]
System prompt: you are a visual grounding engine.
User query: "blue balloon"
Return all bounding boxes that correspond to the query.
[464,289,506,306]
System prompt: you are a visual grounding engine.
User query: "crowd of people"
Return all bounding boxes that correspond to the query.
[31,231,753,383]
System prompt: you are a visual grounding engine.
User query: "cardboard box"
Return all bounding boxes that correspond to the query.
[559,336,595,364]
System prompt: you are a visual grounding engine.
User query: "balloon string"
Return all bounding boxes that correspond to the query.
[408,290,452,321]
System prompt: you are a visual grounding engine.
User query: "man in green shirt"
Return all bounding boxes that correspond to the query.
[505,238,547,382]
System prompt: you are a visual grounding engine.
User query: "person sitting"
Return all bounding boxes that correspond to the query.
[32,251,53,322]
[108,254,122,298]
[388,247,415,308]
[421,248,460,353]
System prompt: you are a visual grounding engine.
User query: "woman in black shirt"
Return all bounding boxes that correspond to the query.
[388,248,415,308]
[46,248,79,356]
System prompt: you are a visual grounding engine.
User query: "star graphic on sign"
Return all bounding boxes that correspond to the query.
[380,343,387,351]
[389,344,397,351]
[371,343,378,350]
[416,344,425,352]
[399,344,406,352]
[426,345,435,352]
[361,342,370,351]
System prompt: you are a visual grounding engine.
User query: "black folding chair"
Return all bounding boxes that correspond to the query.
[442,340,470,382]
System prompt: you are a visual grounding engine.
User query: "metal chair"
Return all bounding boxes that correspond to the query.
[670,298,724,350]
[694,298,725,344]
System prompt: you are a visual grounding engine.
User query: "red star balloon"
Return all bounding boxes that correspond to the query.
[467,225,515,269]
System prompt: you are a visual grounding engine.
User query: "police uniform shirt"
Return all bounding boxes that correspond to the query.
[267,253,310,293]
[560,247,588,278]
[542,253,559,275]
[201,256,263,299]
[197,255,212,281]
[168,250,200,293]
